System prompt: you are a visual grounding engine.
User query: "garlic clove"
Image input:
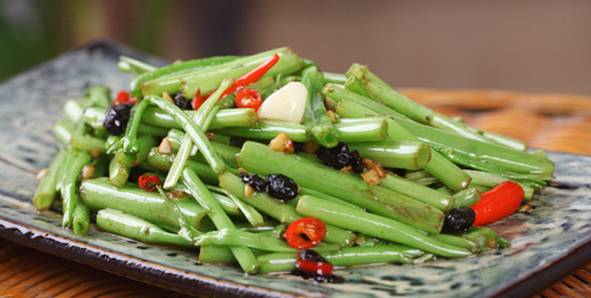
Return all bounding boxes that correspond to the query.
[257,81,307,123]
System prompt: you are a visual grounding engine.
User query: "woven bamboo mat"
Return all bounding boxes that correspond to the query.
[1,88,591,297]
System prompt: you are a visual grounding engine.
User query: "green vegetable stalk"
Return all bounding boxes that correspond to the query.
[258,245,422,273]
[33,150,66,210]
[80,178,207,232]
[96,209,192,247]
[296,195,470,258]
[238,141,445,233]
[348,140,431,170]
[302,66,339,148]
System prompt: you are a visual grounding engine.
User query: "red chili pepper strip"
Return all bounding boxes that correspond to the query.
[113,90,134,105]
[234,88,263,110]
[296,258,334,276]
[285,217,326,249]
[191,88,205,110]
[138,174,161,192]
[471,181,524,226]
[222,54,280,97]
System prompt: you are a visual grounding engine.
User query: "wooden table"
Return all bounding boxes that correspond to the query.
[2,89,591,297]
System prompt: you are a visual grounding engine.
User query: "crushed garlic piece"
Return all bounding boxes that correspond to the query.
[162,92,174,103]
[168,190,188,199]
[340,166,353,174]
[362,158,386,178]
[269,133,294,153]
[81,165,95,180]
[325,110,337,123]
[361,169,381,185]
[158,138,173,155]
[244,184,255,197]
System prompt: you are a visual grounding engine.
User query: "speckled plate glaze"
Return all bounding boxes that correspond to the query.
[1,41,591,298]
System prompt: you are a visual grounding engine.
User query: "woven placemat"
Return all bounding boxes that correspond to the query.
[1,88,591,297]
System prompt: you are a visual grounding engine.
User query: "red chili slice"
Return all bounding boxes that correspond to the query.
[471,181,525,226]
[138,174,161,192]
[296,259,334,276]
[113,90,134,105]
[191,89,205,110]
[222,54,280,98]
[285,217,326,249]
[234,88,262,110]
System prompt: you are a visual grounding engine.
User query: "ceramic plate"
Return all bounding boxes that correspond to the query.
[1,42,591,297]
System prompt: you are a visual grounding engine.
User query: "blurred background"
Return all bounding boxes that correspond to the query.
[1,0,590,94]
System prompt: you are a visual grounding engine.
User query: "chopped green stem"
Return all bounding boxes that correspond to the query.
[346,64,499,145]
[146,148,218,184]
[208,186,265,226]
[322,72,347,84]
[258,245,422,273]
[218,172,356,246]
[324,84,471,191]
[85,85,111,108]
[165,79,232,189]
[302,66,339,147]
[131,55,240,95]
[166,130,239,167]
[193,229,340,252]
[96,209,193,247]
[164,136,194,189]
[482,131,527,151]
[436,186,454,195]
[82,107,105,128]
[118,56,157,75]
[400,120,554,179]
[61,150,92,228]
[348,140,431,170]
[108,136,155,187]
[89,106,257,131]
[380,174,453,211]
[465,170,535,199]
[297,195,470,258]
[211,192,240,215]
[218,118,390,144]
[199,246,235,263]
[141,48,303,98]
[119,99,150,154]
[64,100,84,122]
[216,120,309,142]
[238,141,445,233]
[81,178,207,232]
[299,187,364,211]
[138,124,169,137]
[71,135,106,153]
[451,187,481,208]
[430,234,479,253]
[334,118,389,143]
[53,119,75,145]
[181,168,258,273]
[72,203,90,236]
[155,186,202,241]
[464,227,510,250]
[327,84,551,180]
[108,152,132,187]
[33,150,66,210]
[146,95,227,174]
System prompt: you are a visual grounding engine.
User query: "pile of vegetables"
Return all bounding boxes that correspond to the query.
[34,47,554,281]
